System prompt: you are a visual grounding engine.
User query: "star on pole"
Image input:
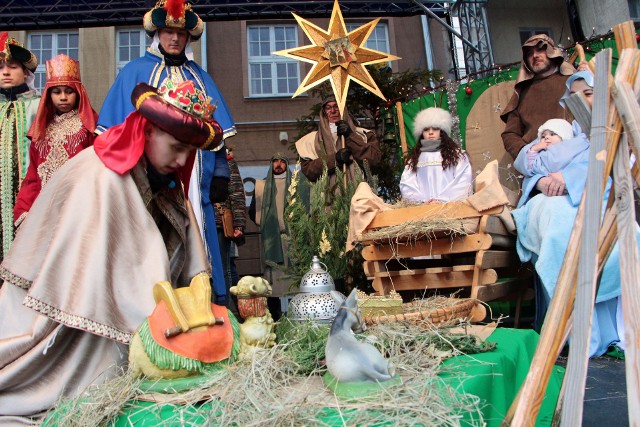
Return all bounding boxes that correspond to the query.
[274,0,400,116]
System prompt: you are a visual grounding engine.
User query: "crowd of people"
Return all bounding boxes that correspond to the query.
[0,0,636,423]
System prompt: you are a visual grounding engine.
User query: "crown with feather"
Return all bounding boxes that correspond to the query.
[143,0,204,41]
[0,32,38,72]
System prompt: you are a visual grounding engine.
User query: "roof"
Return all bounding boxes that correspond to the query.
[0,1,455,31]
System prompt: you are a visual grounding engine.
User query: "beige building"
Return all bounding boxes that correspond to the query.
[7,0,636,174]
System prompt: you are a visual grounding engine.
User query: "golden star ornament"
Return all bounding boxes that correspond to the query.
[274,0,400,116]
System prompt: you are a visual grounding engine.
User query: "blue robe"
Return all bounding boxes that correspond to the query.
[514,131,590,209]
[512,131,638,356]
[97,48,237,303]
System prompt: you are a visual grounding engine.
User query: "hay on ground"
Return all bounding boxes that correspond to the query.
[46,320,494,426]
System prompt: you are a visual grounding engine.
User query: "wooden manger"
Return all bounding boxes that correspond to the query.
[358,200,531,325]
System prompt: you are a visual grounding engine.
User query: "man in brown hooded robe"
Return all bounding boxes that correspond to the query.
[500,34,575,160]
[295,96,381,183]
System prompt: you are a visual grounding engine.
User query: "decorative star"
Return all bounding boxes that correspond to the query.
[494,103,502,113]
[274,0,399,116]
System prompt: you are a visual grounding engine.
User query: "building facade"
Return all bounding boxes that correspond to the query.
[7,0,635,177]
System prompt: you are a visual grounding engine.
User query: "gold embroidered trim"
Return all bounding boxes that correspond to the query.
[201,122,215,149]
[0,266,32,290]
[14,211,27,228]
[135,91,156,110]
[23,295,133,344]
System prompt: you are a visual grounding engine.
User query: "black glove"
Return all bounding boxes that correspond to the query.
[210,177,230,203]
[335,120,352,138]
[335,148,353,169]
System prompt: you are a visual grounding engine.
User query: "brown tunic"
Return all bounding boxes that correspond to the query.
[296,128,382,183]
[501,73,571,159]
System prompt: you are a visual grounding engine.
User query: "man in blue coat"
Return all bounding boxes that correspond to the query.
[97,0,236,304]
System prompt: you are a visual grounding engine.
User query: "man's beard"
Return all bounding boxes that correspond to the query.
[273,167,286,175]
[529,59,553,75]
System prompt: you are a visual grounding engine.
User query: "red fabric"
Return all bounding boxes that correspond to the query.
[94,111,195,195]
[94,112,147,175]
[147,300,234,363]
[165,0,186,21]
[14,126,94,222]
[28,81,97,143]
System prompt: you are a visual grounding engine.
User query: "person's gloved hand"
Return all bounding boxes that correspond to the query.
[210,177,230,203]
[335,120,352,138]
[335,148,353,169]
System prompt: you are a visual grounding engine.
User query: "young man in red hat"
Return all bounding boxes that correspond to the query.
[0,32,40,259]
[0,79,222,424]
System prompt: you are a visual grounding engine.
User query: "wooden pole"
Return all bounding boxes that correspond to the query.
[559,49,611,427]
[396,101,408,156]
[341,135,347,187]
[611,80,640,421]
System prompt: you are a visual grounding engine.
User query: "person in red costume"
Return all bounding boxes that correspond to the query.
[0,79,223,425]
[13,54,97,227]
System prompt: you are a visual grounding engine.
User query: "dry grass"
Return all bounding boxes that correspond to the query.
[44,320,491,426]
[362,217,469,243]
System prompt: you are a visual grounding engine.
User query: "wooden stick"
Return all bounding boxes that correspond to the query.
[396,101,408,156]
[564,92,592,136]
[614,75,640,181]
[611,81,640,421]
[341,135,347,187]
[559,49,611,427]
[568,43,586,66]
[613,20,637,53]
[561,42,637,425]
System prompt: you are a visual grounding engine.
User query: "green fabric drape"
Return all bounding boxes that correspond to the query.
[260,154,291,264]
[106,328,563,426]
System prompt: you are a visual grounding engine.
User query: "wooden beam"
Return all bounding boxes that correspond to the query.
[559,48,611,427]
[371,268,497,294]
[477,250,519,269]
[372,265,475,277]
[396,101,408,156]
[361,233,493,261]
[564,92,592,137]
[475,278,528,302]
[612,81,640,421]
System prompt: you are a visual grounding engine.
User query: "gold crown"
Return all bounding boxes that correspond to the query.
[45,54,80,84]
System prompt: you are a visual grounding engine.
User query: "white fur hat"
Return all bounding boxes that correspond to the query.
[412,107,452,140]
[537,119,573,142]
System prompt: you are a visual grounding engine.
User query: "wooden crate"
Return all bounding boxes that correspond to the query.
[360,203,531,324]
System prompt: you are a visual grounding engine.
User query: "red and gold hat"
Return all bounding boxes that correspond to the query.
[0,32,38,72]
[143,0,204,41]
[28,54,97,143]
[45,53,80,85]
[131,79,223,150]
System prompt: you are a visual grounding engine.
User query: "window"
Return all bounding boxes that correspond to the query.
[345,22,390,53]
[29,32,79,91]
[247,25,300,97]
[116,29,151,74]
[519,28,553,46]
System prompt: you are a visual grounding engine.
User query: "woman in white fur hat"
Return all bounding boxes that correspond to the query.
[399,107,472,203]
